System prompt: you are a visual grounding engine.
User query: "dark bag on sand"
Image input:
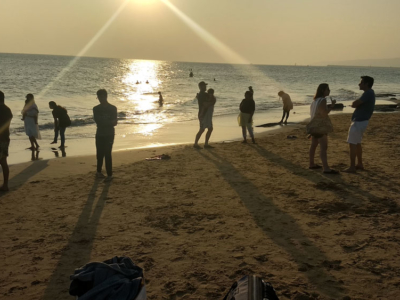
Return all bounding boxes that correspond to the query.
[306,98,333,136]
[223,275,279,300]
[69,256,146,300]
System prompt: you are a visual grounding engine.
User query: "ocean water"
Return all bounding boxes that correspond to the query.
[1,53,399,163]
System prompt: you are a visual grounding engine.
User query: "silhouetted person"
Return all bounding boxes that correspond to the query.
[22,94,40,150]
[49,101,71,149]
[278,91,293,124]
[344,76,375,173]
[158,92,164,107]
[146,80,149,84]
[194,81,214,149]
[93,89,118,181]
[238,91,255,144]
[0,91,13,191]
[189,69,194,77]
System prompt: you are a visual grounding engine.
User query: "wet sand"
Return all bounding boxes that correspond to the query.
[1,113,400,300]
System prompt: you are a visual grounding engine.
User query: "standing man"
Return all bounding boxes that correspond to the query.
[0,91,13,191]
[49,101,71,149]
[194,81,213,149]
[344,76,375,173]
[93,89,117,181]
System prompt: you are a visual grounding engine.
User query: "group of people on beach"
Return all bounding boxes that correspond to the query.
[0,74,375,191]
[193,75,376,175]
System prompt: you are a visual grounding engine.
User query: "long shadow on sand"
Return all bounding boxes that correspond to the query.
[0,159,49,198]
[250,144,396,210]
[198,149,343,298]
[42,179,111,300]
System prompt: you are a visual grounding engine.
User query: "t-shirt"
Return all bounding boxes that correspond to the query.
[240,99,255,114]
[0,104,13,142]
[52,106,71,128]
[352,89,375,122]
[197,91,209,117]
[93,103,118,136]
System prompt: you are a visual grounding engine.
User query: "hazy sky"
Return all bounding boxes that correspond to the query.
[1,0,400,65]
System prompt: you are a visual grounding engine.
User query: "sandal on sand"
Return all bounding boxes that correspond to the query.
[323,169,340,174]
[309,165,322,169]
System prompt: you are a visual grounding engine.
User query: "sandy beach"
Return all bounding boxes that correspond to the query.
[1,112,400,300]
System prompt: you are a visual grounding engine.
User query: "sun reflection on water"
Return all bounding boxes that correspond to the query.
[120,60,166,135]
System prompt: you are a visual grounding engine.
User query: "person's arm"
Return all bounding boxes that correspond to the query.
[112,107,118,126]
[249,100,255,123]
[319,98,330,115]
[351,99,363,108]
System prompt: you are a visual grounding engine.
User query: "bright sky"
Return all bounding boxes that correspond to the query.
[1,0,400,65]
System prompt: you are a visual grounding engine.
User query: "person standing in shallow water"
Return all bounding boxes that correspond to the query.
[49,101,71,149]
[22,93,40,150]
[158,92,164,107]
[93,89,118,181]
[0,91,13,191]
[278,91,293,124]
[194,81,214,149]
[238,90,256,144]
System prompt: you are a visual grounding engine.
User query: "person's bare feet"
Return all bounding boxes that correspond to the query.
[356,165,365,171]
[0,185,9,192]
[204,144,214,149]
[50,141,57,144]
[343,167,357,173]
[241,140,247,144]
[193,144,202,149]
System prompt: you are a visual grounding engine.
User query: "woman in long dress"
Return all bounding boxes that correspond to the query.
[22,93,41,150]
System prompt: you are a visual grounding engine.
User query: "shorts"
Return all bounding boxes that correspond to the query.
[311,133,324,139]
[0,141,10,160]
[347,120,369,145]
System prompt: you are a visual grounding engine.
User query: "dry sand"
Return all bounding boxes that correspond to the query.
[1,113,400,300]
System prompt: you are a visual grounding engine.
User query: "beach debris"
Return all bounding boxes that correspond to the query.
[146,154,171,161]
[287,135,297,139]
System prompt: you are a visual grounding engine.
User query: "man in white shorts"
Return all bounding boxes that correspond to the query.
[344,76,375,173]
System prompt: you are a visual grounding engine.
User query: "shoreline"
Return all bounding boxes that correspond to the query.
[6,99,398,166]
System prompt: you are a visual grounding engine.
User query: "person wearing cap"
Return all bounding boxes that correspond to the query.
[194,81,214,149]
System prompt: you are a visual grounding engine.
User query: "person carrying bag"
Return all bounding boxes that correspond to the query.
[307,83,339,174]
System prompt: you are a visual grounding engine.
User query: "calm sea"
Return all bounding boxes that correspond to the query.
[1,53,399,142]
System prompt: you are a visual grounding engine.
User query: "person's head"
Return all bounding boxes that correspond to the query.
[314,84,330,100]
[26,93,34,101]
[49,101,57,109]
[96,89,108,103]
[158,91,162,95]
[278,91,284,97]
[207,88,214,95]
[0,91,4,104]
[249,86,253,90]
[359,76,374,90]
[245,90,253,100]
[198,81,207,92]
